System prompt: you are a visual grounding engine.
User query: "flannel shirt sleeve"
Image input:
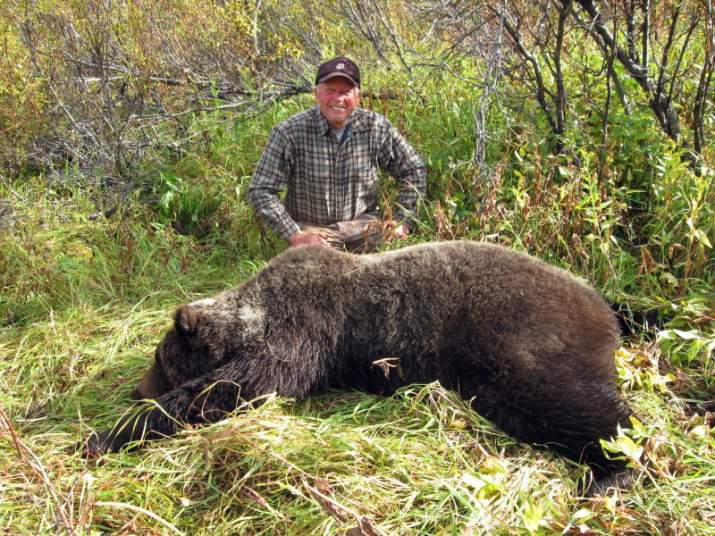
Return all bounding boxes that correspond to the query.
[248,127,301,240]
[377,124,426,226]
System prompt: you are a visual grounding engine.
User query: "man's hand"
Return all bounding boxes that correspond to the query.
[289,230,328,247]
[392,223,409,239]
[383,220,410,240]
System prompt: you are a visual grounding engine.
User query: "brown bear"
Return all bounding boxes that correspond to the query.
[84,241,631,487]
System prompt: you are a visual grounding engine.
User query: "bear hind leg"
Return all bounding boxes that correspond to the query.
[472,382,631,475]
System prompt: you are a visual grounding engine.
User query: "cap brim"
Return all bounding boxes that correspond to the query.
[316,73,359,86]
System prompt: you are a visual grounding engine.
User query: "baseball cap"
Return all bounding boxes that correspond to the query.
[315,57,360,87]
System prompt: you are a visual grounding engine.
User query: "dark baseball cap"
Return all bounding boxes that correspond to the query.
[315,57,360,87]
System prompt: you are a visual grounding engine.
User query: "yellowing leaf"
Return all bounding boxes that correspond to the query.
[614,435,644,463]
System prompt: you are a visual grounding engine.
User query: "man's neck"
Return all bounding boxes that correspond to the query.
[332,123,350,144]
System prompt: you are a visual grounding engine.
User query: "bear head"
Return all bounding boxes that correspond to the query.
[132,297,267,401]
[132,304,201,400]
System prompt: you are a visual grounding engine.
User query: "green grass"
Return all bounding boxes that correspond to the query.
[1,175,713,535]
[1,62,713,534]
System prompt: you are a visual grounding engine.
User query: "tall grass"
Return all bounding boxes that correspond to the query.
[1,64,713,535]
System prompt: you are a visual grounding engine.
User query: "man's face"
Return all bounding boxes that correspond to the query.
[314,77,360,128]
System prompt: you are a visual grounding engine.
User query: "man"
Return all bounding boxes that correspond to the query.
[248,57,426,252]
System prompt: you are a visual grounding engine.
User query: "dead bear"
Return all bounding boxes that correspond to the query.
[85,241,631,485]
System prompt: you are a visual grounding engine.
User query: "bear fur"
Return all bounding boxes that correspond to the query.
[86,241,631,480]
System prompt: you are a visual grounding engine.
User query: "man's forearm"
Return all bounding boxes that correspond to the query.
[247,187,300,240]
[396,168,426,224]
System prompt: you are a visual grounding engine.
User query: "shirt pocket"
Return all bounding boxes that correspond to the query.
[300,143,333,181]
[354,165,379,207]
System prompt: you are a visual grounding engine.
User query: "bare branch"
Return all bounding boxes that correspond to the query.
[574,0,682,141]
[474,3,506,176]
[498,7,558,135]
[692,0,715,158]
[641,0,650,67]
[654,4,681,99]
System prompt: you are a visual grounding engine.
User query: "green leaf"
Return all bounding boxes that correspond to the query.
[521,500,544,533]
[693,229,712,248]
[613,435,644,463]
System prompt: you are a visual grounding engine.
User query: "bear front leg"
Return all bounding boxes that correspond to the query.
[81,405,174,456]
[82,373,244,455]
[83,356,323,455]
[156,355,324,426]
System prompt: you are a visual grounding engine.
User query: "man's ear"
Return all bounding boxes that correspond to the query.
[174,304,200,336]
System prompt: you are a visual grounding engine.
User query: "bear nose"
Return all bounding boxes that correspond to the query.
[131,387,144,400]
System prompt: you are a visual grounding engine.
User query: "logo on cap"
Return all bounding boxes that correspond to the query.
[336,63,345,70]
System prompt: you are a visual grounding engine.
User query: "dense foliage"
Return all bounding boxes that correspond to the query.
[1,1,713,534]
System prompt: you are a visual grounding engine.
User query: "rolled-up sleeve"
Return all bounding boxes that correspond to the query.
[378,125,426,225]
[248,127,301,240]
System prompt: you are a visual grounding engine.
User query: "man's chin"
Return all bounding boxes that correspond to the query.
[327,116,348,127]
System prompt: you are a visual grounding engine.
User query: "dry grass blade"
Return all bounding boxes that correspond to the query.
[301,476,388,536]
[0,406,76,535]
[94,501,183,535]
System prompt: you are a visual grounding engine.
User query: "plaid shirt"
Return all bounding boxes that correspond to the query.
[248,106,426,240]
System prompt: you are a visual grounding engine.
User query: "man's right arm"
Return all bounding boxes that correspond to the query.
[247,127,301,240]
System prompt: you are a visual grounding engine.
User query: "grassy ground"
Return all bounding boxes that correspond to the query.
[1,80,714,534]
[1,2,713,532]
[1,175,713,535]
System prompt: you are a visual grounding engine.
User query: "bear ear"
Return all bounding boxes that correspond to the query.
[174,304,201,337]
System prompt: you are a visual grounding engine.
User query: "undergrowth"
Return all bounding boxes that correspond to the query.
[1,59,713,536]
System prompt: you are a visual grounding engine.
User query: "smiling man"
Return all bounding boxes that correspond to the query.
[248,57,426,252]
